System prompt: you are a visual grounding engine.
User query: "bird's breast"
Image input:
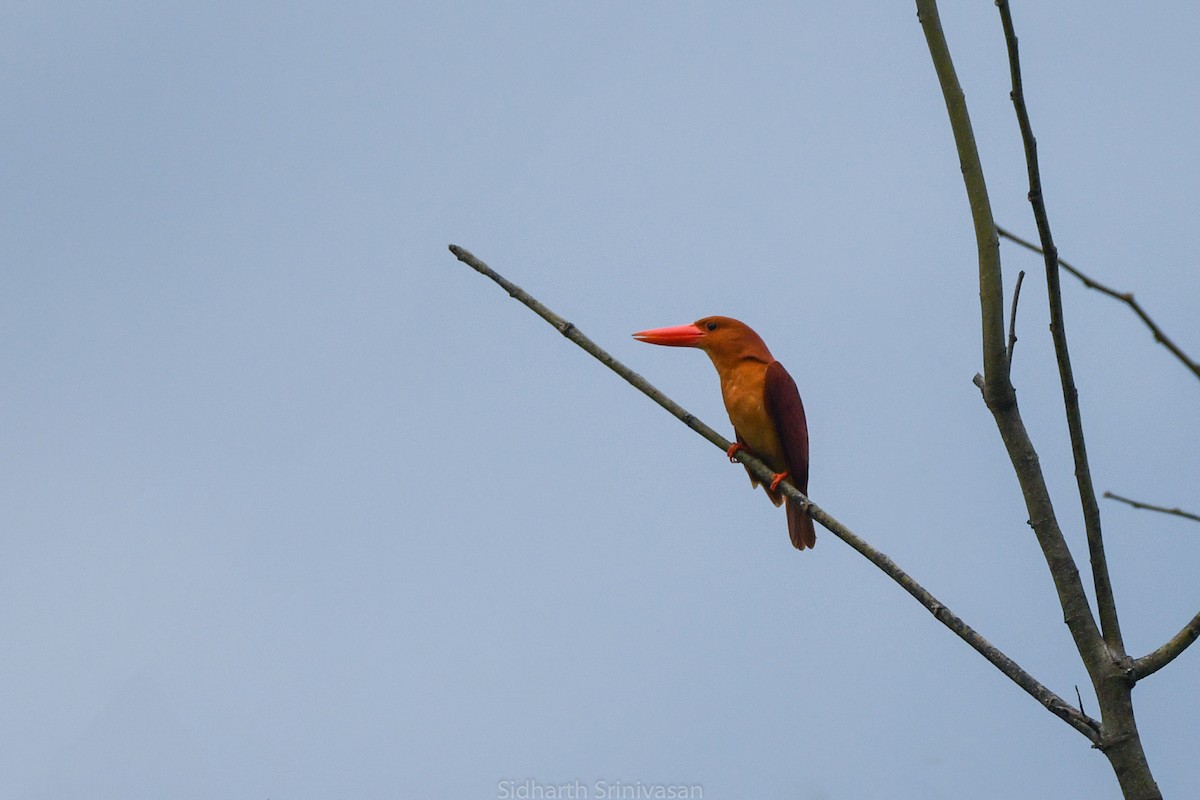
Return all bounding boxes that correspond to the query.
[720,362,787,470]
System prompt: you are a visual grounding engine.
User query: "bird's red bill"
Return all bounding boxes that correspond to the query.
[632,323,705,347]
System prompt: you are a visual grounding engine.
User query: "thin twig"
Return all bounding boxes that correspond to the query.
[998,226,1200,382]
[997,0,1124,656]
[1006,270,1026,366]
[448,243,1102,744]
[1103,492,1200,524]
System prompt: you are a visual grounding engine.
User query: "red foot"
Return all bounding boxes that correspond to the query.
[769,471,790,492]
[726,443,748,463]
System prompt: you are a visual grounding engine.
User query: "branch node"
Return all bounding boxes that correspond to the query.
[1118,655,1136,684]
[1093,732,1131,754]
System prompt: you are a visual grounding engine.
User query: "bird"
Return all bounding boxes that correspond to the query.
[633,316,815,550]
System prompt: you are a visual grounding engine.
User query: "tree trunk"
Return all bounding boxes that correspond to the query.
[1097,675,1161,800]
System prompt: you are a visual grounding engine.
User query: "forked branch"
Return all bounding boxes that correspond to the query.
[448,243,1101,744]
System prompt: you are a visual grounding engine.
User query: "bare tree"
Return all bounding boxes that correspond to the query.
[447,3,1197,798]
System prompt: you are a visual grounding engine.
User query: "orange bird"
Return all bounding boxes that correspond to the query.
[633,316,815,550]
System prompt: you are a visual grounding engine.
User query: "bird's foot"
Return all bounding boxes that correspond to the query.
[769,471,790,492]
[726,443,748,463]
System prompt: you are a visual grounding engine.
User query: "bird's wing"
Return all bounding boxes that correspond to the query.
[764,360,809,492]
[765,360,815,549]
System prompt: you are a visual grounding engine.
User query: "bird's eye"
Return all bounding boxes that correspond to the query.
[706,321,718,331]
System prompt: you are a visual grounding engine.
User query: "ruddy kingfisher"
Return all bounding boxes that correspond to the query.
[633,316,815,550]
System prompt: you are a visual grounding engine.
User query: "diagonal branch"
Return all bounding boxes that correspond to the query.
[998,226,1200,382]
[1133,611,1200,681]
[996,0,1124,656]
[448,243,1102,744]
[1104,492,1200,524]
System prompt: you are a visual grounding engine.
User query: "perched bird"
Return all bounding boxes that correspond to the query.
[633,316,815,550]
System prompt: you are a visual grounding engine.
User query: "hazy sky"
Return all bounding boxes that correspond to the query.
[3,2,1198,798]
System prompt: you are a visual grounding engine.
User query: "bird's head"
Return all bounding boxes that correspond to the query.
[633,316,774,366]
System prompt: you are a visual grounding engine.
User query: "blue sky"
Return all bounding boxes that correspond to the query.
[3,2,1198,798]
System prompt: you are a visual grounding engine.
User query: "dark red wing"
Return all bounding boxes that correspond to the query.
[764,361,809,492]
[765,361,815,549]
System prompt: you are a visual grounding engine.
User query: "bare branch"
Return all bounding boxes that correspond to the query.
[996,0,1124,656]
[998,226,1200,382]
[448,243,1102,744]
[914,0,1008,403]
[1134,611,1200,681]
[917,0,1107,697]
[1007,270,1026,365]
[1103,492,1200,524]
[995,7,1166,796]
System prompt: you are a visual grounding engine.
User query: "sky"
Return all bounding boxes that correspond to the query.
[3,2,1198,798]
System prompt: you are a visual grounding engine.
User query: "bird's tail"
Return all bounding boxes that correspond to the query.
[786,496,816,550]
